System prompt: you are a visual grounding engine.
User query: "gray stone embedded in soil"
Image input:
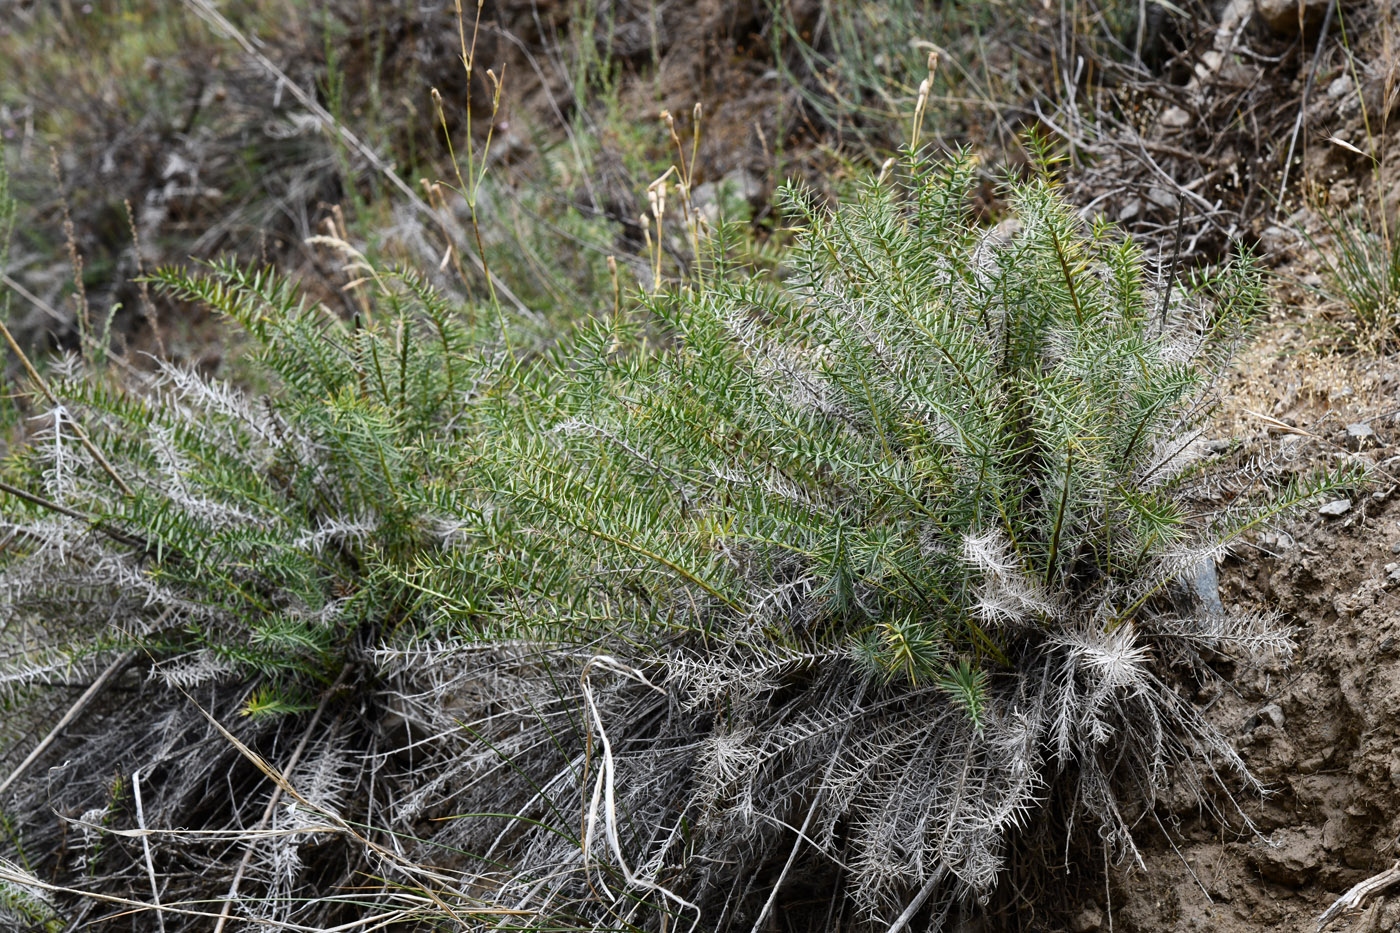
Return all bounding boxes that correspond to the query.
[1146,186,1177,210]
[1318,498,1352,517]
[1159,106,1191,128]
[1346,422,1376,449]
[1250,827,1324,886]
[1190,557,1225,616]
[690,169,762,219]
[1256,703,1286,730]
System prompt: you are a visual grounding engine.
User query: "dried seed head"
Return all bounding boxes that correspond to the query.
[647,176,669,220]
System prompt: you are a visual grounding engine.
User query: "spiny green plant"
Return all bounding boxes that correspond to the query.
[0,135,1363,931]
[479,141,1362,925]
[0,254,517,703]
[0,808,58,933]
[0,240,589,928]
[0,859,59,932]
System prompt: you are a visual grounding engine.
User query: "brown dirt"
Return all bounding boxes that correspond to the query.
[1106,323,1400,932]
[1095,8,1400,927]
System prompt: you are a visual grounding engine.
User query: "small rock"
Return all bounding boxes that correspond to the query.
[1250,827,1323,885]
[1146,186,1178,210]
[1256,703,1286,730]
[1319,498,1352,517]
[1190,557,1225,616]
[1385,562,1400,583]
[1346,422,1376,449]
[1260,224,1299,252]
[1069,904,1104,933]
[1117,200,1141,222]
[1323,817,1348,852]
[1255,0,1328,35]
[1159,106,1192,128]
[690,169,763,225]
[1327,74,1354,100]
[1391,541,1400,554]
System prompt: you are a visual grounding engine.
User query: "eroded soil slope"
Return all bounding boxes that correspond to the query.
[1117,336,1400,933]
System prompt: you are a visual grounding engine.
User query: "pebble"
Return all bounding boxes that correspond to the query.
[1346,422,1376,449]
[690,169,763,224]
[1319,499,1352,517]
[1257,703,1286,730]
[1147,186,1178,210]
[1191,558,1225,616]
[1160,106,1191,128]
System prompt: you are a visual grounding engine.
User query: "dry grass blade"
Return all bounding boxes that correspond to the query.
[131,767,167,933]
[176,0,537,323]
[176,685,534,924]
[0,649,137,797]
[885,869,946,933]
[580,655,699,926]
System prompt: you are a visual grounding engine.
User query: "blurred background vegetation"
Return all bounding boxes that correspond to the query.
[2,0,1236,367]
